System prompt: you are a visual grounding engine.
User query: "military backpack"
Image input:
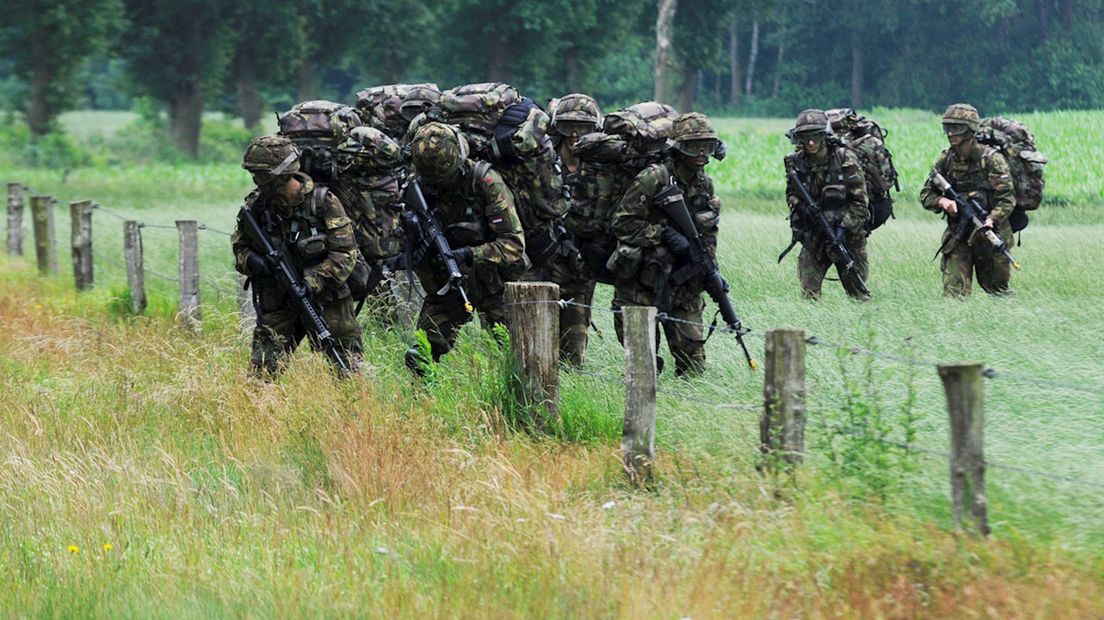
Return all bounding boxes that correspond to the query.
[826,108,899,232]
[977,117,1047,232]
[278,100,363,183]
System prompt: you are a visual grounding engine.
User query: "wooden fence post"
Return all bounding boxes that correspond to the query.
[176,220,200,330]
[938,363,989,536]
[389,269,422,330]
[124,221,146,315]
[70,200,94,290]
[30,195,57,275]
[504,282,560,431]
[622,305,658,484]
[760,329,806,470]
[7,182,25,256]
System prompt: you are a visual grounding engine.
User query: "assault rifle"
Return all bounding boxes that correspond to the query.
[237,205,353,374]
[400,177,474,313]
[779,169,871,297]
[929,172,1021,270]
[657,182,757,370]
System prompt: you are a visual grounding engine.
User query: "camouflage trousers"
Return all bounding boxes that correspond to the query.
[547,249,597,368]
[940,225,1013,297]
[612,282,706,377]
[416,288,507,360]
[251,294,363,376]
[798,235,870,300]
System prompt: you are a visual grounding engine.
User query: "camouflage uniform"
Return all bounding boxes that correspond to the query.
[919,104,1016,297]
[546,94,603,367]
[610,113,723,376]
[784,109,871,300]
[408,123,528,361]
[232,135,363,375]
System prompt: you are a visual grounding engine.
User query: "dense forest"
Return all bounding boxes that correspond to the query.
[2,0,1102,157]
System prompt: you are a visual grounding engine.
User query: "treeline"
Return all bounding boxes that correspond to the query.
[2,0,1102,158]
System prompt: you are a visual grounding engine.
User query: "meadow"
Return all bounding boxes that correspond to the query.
[1,109,1102,617]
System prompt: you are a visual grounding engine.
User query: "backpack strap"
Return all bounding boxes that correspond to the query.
[471,161,493,195]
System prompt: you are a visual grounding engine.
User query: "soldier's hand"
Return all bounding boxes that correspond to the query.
[983,217,995,229]
[938,197,957,216]
[246,251,273,278]
[450,246,474,267]
[661,227,691,258]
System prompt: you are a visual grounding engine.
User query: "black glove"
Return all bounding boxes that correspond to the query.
[246,251,273,278]
[833,225,850,246]
[661,226,691,258]
[450,246,474,267]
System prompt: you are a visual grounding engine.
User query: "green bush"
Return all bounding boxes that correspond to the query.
[0,119,108,168]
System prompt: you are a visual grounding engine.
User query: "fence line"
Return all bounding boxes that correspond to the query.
[4,180,1103,536]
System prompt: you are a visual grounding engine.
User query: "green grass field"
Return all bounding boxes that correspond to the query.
[1,109,1103,617]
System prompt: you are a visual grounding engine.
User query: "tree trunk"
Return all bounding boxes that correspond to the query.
[235,52,262,131]
[1035,0,1048,39]
[678,63,697,113]
[728,15,742,105]
[1060,0,1073,30]
[26,40,54,136]
[654,0,678,104]
[168,81,203,159]
[744,17,759,96]
[772,39,786,99]
[850,40,864,108]
[565,44,581,92]
[297,60,319,101]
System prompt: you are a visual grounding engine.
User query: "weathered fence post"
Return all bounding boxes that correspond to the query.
[30,195,57,275]
[70,200,94,290]
[504,282,560,431]
[237,272,256,330]
[7,182,25,256]
[124,221,146,315]
[938,363,989,536]
[760,329,806,471]
[622,305,658,484]
[176,220,201,330]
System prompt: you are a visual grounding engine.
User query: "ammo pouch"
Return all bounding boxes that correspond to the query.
[822,184,846,206]
[605,243,643,280]
[579,239,616,283]
[346,257,373,302]
[446,221,485,247]
[295,233,328,261]
[525,226,559,267]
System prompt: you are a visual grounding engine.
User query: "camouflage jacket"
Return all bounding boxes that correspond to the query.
[612,158,721,258]
[232,176,359,299]
[784,146,869,237]
[330,175,402,261]
[414,160,528,295]
[919,142,1016,226]
[558,142,603,239]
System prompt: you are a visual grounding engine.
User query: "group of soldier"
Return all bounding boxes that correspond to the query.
[230,82,1021,379]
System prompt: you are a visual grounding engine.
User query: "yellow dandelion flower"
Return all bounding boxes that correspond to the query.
[103,543,113,552]
[67,545,79,554]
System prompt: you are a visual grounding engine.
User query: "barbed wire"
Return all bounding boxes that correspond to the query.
[91,202,232,237]
[982,367,1104,396]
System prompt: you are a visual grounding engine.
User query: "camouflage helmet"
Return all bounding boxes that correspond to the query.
[242,135,300,175]
[551,93,601,126]
[942,103,980,134]
[793,109,829,134]
[411,122,469,182]
[672,113,718,143]
[399,83,441,121]
[336,125,402,173]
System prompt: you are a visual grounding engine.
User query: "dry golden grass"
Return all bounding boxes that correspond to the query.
[1,268,1102,618]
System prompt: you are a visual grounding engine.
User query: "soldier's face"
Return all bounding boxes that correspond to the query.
[797,131,826,156]
[555,121,597,146]
[944,124,971,148]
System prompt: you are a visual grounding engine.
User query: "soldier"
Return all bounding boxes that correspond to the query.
[332,125,405,313]
[609,112,723,377]
[404,122,528,369]
[919,103,1016,297]
[784,108,871,301]
[232,135,363,376]
[547,93,603,367]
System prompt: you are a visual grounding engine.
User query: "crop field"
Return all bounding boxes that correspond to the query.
[1,109,1103,616]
